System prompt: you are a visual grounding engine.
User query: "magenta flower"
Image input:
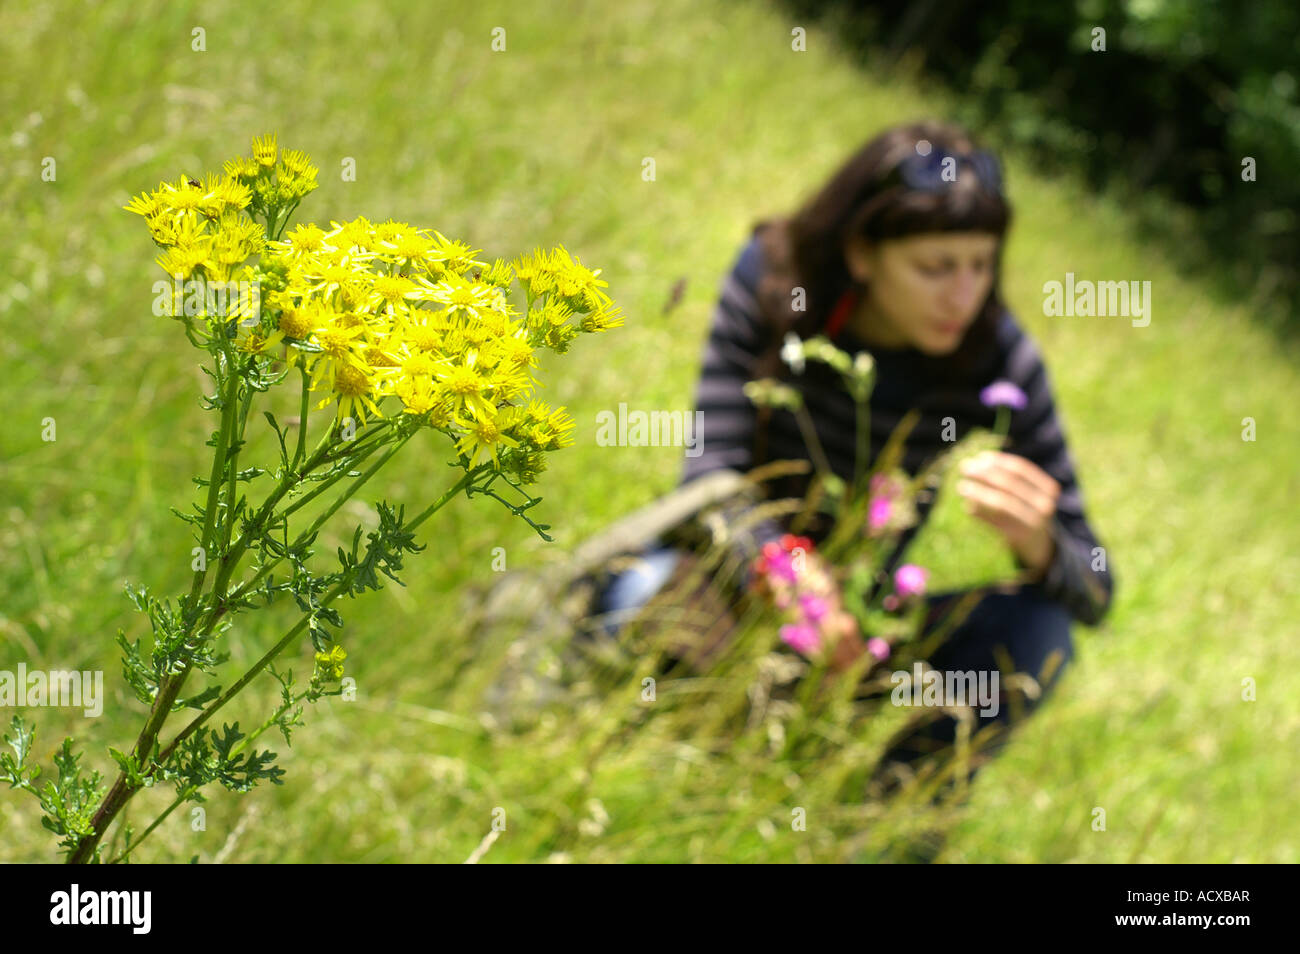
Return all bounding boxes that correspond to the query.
[868,495,892,533]
[979,380,1027,411]
[764,549,797,583]
[894,563,929,600]
[780,622,821,655]
[798,593,829,623]
[870,472,903,497]
[866,637,891,662]
[867,472,903,535]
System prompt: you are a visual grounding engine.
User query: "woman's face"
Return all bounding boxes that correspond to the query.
[844,231,1000,356]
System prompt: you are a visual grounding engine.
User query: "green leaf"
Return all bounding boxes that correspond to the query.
[108,747,132,772]
[178,684,222,710]
[263,410,290,466]
[168,506,203,526]
[902,430,1020,592]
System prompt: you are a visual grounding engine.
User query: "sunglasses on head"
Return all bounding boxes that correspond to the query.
[881,145,1005,196]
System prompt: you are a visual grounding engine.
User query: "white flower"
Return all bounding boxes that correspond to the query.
[780,332,805,374]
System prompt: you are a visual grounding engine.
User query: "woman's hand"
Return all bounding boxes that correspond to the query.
[826,608,866,673]
[955,450,1059,579]
[789,549,866,673]
[750,543,867,675]
[815,564,868,674]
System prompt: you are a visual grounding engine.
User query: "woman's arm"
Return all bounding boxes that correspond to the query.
[996,337,1115,625]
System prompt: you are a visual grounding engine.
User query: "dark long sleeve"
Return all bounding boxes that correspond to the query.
[679,236,787,563]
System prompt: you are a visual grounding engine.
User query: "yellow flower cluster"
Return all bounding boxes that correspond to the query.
[125,135,623,481]
[223,133,320,212]
[259,216,620,473]
[124,133,319,287]
[312,644,347,682]
[124,171,265,284]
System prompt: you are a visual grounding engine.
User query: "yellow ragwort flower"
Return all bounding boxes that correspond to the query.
[251,133,278,168]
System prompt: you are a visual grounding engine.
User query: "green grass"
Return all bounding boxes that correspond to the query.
[2,0,1297,863]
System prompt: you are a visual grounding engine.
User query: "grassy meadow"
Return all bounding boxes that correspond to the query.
[1,0,1297,862]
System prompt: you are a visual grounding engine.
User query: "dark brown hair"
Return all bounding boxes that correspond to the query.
[745,121,1013,466]
[750,120,1012,377]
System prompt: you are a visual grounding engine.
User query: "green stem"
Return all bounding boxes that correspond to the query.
[794,405,835,480]
[76,408,420,862]
[278,428,395,523]
[68,335,243,864]
[214,421,402,611]
[220,351,255,557]
[106,788,191,865]
[213,414,392,603]
[184,340,242,611]
[158,582,348,765]
[159,465,475,765]
[231,427,412,597]
[273,200,302,241]
[267,429,416,561]
[407,467,479,532]
[290,364,311,472]
[110,685,310,864]
[852,393,871,502]
[228,690,312,763]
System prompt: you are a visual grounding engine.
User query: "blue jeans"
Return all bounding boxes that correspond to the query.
[595,544,1074,773]
[883,584,1074,771]
[594,546,688,639]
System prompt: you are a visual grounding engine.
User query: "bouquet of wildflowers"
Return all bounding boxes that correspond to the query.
[1,134,622,863]
[742,334,1024,679]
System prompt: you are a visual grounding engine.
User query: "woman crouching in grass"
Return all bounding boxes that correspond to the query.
[596,120,1115,799]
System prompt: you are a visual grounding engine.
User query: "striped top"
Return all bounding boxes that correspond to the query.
[680,233,1114,626]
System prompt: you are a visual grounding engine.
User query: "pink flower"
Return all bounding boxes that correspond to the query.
[868,495,892,533]
[866,637,891,661]
[780,622,821,655]
[764,549,797,583]
[894,564,929,600]
[798,593,829,623]
[870,472,904,497]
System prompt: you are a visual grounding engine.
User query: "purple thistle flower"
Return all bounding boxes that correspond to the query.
[780,622,821,655]
[866,637,891,662]
[980,379,1027,411]
[894,563,929,600]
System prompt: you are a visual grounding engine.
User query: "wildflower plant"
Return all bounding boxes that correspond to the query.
[1,134,621,863]
[742,336,1022,678]
[561,339,1032,837]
